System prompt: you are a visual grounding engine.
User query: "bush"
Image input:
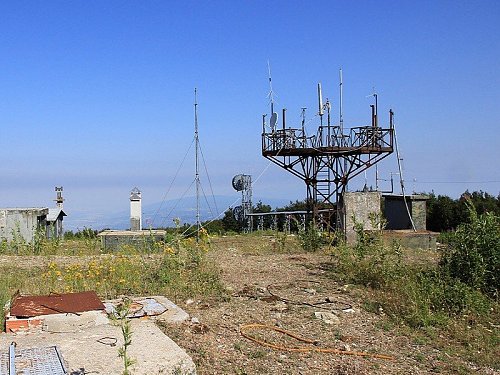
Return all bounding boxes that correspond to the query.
[440,202,499,299]
[298,221,324,252]
[383,270,492,328]
[331,209,496,329]
[334,214,402,288]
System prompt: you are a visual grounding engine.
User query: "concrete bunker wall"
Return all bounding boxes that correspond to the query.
[342,191,382,245]
[0,208,49,243]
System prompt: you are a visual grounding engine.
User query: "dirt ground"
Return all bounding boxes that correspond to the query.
[1,236,497,375]
[160,237,499,375]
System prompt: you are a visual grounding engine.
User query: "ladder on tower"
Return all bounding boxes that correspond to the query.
[316,170,331,204]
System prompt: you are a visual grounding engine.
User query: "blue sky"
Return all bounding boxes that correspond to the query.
[1,1,499,228]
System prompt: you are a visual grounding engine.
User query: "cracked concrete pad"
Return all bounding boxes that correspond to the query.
[42,310,109,333]
[0,319,196,374]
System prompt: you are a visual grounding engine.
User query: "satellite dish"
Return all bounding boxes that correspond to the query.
[233,205,244,221]
[232,174,251,192]
[232,175,244,191]
[270,112,278,129]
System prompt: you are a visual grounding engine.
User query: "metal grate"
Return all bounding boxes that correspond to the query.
[0,345,66,375]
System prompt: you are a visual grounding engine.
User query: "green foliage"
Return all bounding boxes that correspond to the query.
[383,270,492,328]
[80,227,100,253]
[335,214,402,288]
[332,209,497,330]
[253,201,272,213]
[273,231,288,252]
[427,194,465,231]
[440,202,499,299]
[201,219,225,235]
[427,190,500,232]
[221,208,243,233]
[9,221,28,254]
[298,221,324,252]
[156,227,225,300]
[111,298,136,375]
[32,225,46,254]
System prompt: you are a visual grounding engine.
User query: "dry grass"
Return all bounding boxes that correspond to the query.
[0,233,498,374]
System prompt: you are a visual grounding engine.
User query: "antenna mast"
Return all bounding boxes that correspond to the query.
[267,60,275,114]
[340,68,348,194]
[194,88,201,241]
[339,68,344,133]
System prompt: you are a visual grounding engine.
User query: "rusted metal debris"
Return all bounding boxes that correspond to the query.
[10,291,105,318]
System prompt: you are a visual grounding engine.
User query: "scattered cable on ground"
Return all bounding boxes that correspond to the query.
[96,337,117,347]
[240,323,394,360]
[267,280,352,311]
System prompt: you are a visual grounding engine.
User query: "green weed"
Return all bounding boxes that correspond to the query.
[110,298,136,375]
[440,201,499,299]
[298,221,324,252]
[328,207,500,369]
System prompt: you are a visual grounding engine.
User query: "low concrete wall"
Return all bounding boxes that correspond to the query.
[99,230,166,251]
[381,230,438,250]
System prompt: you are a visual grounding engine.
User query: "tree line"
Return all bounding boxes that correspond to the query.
[427,190,500,232]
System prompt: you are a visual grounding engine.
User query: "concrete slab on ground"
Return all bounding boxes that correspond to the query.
[0,319,196,374]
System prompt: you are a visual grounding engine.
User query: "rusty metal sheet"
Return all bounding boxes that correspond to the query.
[10,291,104,318]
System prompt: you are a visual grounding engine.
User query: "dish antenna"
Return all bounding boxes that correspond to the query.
[232,205,244,221]
[232,174,252,192]
[270,112,278,131]
[231,174,253,231]
[232,174,245,191]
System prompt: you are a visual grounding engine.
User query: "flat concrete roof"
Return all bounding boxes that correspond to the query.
[99,230,166,237]
[382,194,429,200]
[0,207,48,211]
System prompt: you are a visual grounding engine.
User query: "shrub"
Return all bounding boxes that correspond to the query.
[298,221,324,252]
[440,202,499,299]
[383,270,492,328]
[334,214,402,288]
[331,210,495,329]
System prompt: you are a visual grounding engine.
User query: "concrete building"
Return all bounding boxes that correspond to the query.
[382,194,428,231]
[99,230,166,251]
[1,187,68,243]
[341,191,382,244]
[0,208,49,243]
[130,187,142,231]
[340,191,434,249]
[46,186,67,238]
[46,208,67,238]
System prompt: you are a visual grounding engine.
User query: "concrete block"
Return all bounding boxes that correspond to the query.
[42,310,109,333]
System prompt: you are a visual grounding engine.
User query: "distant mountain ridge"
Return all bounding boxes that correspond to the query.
[65,195,293,231]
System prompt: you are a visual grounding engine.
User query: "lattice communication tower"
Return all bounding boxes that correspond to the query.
[261,81,395,230]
